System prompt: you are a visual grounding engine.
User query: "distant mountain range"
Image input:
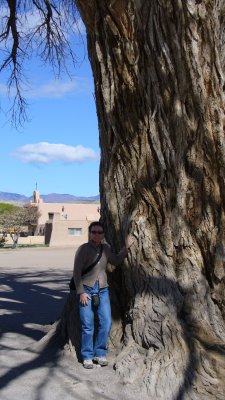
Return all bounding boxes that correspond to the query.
[0,191,100,204]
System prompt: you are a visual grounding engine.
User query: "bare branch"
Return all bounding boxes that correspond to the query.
[0,0,82,126]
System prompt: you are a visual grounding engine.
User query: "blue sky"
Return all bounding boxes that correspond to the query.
[0,13,99,198]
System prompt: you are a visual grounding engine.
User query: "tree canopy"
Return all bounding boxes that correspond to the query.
[0,203,41,247]
[0,202,20,213]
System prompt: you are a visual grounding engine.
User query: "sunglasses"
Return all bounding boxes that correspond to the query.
[91,230,104,234]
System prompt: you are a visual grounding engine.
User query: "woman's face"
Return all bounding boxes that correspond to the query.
[89,225,104,245]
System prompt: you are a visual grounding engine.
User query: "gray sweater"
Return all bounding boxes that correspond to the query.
[73,240,128,294]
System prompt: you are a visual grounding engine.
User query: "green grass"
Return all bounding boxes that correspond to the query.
[0,202,21,213]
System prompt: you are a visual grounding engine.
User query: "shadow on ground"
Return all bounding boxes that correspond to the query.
[0,270,70,342]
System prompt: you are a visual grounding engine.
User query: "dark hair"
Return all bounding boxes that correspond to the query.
[88,221,104,233]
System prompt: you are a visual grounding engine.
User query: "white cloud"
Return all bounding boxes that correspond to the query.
[28,78,91,99]
[0,77,92,100]
[0,83,8,95]
[13,142,98,165]
[27,80,76,99]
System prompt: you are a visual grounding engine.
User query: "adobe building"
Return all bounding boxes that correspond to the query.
[31,190,100,247]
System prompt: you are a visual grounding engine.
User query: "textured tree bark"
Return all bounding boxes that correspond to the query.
[71,1,225,398]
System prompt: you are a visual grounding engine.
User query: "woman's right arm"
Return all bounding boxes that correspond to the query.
[73,246,85,295]
[73,245,91,306]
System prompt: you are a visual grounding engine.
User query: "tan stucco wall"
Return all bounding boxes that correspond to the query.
[48,219,90,247]
[36,203,100,225]
[4,236,44,246]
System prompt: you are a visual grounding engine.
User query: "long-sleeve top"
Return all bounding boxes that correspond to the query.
[73,240,128,294]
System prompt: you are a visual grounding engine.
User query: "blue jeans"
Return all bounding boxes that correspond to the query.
[79,281,112,361]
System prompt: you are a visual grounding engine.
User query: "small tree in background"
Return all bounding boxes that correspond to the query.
[0,202,21,246]
[0,204,40,248]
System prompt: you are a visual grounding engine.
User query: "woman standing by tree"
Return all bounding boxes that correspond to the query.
[73,221,134,368]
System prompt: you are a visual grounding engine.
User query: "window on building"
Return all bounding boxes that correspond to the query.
[68,228,82,236]
[48,213,54,220]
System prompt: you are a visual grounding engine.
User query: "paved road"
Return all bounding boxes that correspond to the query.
[0,246,76,269]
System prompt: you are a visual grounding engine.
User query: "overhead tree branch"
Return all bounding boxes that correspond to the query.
[0,0,81,126]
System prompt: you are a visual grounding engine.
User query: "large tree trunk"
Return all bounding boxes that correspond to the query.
[73,1,225,398]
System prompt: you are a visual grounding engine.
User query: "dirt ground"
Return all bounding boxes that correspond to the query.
[0,247,143,400]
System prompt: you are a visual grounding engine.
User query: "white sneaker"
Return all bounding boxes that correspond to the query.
[83,359,93,369]
[93,356,108,366]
